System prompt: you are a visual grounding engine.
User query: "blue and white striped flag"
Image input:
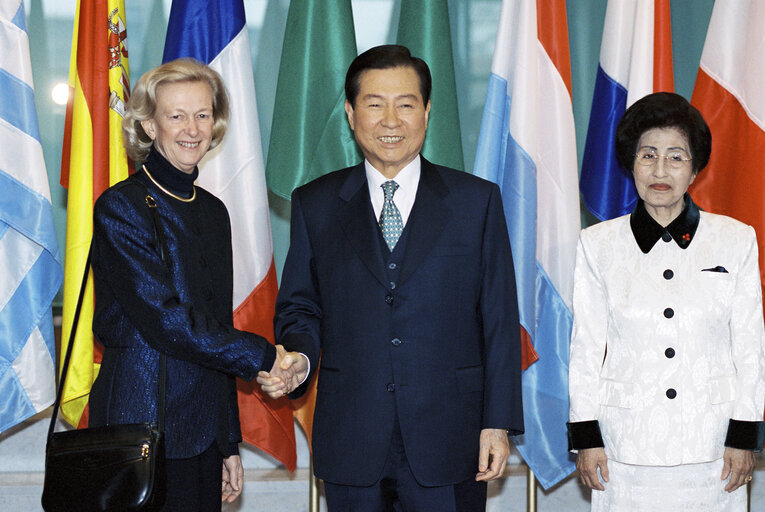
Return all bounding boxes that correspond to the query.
[0,1,62,433]
[473,0,579,489]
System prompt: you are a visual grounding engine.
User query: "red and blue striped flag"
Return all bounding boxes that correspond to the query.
[163,0,296,471]
[580,0,673,221]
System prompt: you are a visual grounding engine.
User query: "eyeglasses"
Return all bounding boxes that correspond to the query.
[634,149,692,169]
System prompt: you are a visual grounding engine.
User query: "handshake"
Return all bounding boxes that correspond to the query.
[256,345,309,399]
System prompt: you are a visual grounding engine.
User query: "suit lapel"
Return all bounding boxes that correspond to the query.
[338,164,389,288]
[398,158,450,285]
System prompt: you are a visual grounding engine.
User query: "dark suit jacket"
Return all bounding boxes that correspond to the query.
[276,158,523,486]
[89,170,276,459]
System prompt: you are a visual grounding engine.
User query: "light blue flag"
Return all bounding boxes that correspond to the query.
[0,1,62,433]
[473,0,579,489]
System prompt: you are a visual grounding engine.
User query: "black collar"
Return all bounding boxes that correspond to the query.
[141,146,199,198]
[630,194,700,254]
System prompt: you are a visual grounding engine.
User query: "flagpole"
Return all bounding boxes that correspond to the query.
[309,457,320,512]
[526,465,537,512]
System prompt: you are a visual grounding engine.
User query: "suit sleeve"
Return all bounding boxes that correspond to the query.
[724,226,765,450]
[274,189,323,398]
[92,186,275,381]
[479,185,524,434]
[567,232,607,450]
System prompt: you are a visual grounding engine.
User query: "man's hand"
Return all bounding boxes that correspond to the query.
[576,447,609,491]
[221,455,243,503]
[475,428,510,481]
[256,345,308,399]
[722,447,755,492]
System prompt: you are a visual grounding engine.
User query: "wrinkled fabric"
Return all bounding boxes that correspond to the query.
[569,209,765,465]
[591,458,746,512]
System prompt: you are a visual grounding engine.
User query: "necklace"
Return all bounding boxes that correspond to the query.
[142,165,196,202]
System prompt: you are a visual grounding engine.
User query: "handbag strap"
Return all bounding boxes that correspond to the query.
[47,179,170,439]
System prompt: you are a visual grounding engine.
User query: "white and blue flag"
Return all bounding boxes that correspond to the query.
[0,1,62,433]
[473,0,579,489]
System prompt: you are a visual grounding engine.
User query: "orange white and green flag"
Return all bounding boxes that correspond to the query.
[59,0,131,427]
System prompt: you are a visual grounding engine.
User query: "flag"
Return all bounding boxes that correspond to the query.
[689,0,765,315]
[59,0,131,427]
[265,0,361,200]
[265,0,361,445]
[0,0,62,433]
[473,0,579,489]
[396,0,464,171]
[163,0,296,471]
[580,0,673,221]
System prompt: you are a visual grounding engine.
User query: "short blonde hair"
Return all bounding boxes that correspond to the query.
[122,58,230,162]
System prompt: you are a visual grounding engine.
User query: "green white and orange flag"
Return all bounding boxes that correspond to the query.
[59,0,131,427]
[266,0,360,447]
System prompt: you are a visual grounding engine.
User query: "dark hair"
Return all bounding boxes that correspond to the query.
[345,44,432,106]
[615,92,711,174]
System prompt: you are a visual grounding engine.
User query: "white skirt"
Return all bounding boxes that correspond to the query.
[590,458,747,512]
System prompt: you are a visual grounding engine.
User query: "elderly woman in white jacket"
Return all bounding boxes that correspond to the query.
[567,92,765,512]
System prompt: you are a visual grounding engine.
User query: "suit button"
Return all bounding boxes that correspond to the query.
[663,269,673,280]
[386,383,395,392]
[661,232,672,242]
[385,295,394,304]
[391,338,401,346]
[390,281,396,290]
[665,347,675,358]
[663,307,674,318]
[666,388,677,399]
[388,263,397,270]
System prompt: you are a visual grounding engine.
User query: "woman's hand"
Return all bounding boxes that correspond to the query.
[221,454,244,503]
[577,447,609,491]
[721,447,754,492]
[257,345,308,398]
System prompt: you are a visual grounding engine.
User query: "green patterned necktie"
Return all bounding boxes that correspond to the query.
[379,180,403,251]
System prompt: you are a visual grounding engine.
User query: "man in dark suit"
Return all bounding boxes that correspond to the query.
[259,44,523,511]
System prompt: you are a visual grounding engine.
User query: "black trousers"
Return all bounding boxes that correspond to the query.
[324,416,487,512]
[160,442,223,512]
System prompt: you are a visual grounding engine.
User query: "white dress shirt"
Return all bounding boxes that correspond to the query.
[365,156,421,226]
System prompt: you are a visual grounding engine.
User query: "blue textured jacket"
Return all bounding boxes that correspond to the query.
[89,153,275,459]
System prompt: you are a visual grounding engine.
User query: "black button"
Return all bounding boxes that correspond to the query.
[391,338,401,346]
[663,269,673,280]
[390,281,396,290]
[386,383,395,392]
[665,347,675,358]
[661,232,672,242]
[200,257,208,269]
[663,308,674,318]
[388,263,397,270]
[666,388,677,399]
[385,295,394,304]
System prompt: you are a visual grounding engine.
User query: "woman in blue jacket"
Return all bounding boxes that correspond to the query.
[88,59,292,511]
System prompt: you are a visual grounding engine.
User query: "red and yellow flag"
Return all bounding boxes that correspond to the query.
[59,0,131,427]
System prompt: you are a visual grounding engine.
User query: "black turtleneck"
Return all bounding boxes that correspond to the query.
[141,146,199,199]
[629,193,701,254]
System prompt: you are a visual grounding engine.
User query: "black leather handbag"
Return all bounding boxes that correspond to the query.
[42,185,169,512]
